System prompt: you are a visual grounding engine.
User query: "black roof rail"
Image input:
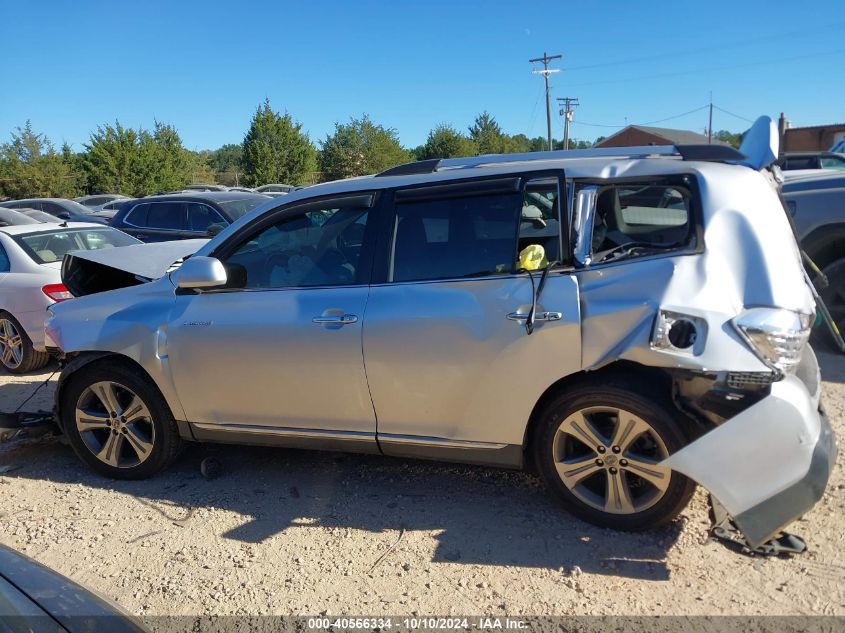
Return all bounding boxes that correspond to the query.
[376,158,441,177]
[675,145,747,162]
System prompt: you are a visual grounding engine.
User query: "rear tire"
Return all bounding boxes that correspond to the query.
[533,379,696,531]
[0,311,50,374]
[813,257,845,351]
[60,360,182,479]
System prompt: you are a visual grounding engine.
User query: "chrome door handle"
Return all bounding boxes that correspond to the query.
[507,311,562,322]
[312,314,358,325]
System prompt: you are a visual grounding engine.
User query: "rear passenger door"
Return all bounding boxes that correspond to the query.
[362,173,582,465]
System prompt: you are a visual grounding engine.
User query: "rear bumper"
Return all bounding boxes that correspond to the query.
[732,405,836,546]
[663,348,837,547]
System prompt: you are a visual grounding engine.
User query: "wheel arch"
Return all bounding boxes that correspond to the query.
[55,351,193,440]
[801,223,845,270]
[521,360,681,470]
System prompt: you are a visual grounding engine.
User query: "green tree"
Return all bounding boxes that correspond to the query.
[83,120,191,196]
[416,123,477,160]
[150,122,190,192]
[241,99,316,186]
[208,143,243,173]
[318,115,411,180]
[714,130,743,148]
[83,122,144,195]
[0,122,82,198]
[469,111,506,154]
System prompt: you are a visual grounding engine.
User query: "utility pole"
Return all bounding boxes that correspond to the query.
[530,52,562,150]
[708,92,713,144]
[557,97,579,150]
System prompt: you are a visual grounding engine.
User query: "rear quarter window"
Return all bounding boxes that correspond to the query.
[591,184,695,261]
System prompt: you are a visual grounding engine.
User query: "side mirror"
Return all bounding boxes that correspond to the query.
[171,256,227,290]
[206,223,226,237]
[58,212,71,220]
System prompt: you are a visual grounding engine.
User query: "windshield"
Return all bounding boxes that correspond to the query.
[218,196,269,219]
[14,227,140,264]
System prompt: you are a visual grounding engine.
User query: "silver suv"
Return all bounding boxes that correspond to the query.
[46,117,835,549]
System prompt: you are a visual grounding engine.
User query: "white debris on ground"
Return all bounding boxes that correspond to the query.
[0,354,843,623]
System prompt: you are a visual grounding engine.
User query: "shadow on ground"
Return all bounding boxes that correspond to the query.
[1,430,684,581]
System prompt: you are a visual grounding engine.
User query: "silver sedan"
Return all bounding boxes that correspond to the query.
[0,223,140,372]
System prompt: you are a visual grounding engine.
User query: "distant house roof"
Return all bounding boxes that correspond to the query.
[596,125,730,147]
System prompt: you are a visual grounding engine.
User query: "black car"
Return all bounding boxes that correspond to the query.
[109,192,271,242]
[0,543,147,632]
[109,191,272,242]
[1,198,109,225]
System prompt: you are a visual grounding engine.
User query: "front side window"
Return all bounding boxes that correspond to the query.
[390,192,522,282]
[590,184,694,263]
[224,204,369,289]
[520,178,561,263]
[187,203,226,232]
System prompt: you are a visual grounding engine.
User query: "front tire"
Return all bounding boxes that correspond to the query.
[533,380,695,531]
[61,360,182,479]
[0,312,50,374]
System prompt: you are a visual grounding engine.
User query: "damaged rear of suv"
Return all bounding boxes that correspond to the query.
[46,116,836,551]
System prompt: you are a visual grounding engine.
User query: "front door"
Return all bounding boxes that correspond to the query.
[363,174,582,463]
[165,195,379,443]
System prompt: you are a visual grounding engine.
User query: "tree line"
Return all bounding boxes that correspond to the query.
[0,98,738,199]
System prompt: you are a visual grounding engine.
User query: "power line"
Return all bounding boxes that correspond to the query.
[572,105,710,129]
[565,48,845,88]
[563,21,845,72]
[529,52,562,151]
[712,105,755,124]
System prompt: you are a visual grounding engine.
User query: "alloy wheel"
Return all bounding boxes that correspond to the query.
[0,318,23,370]
[552,406,671,514]
[75,381,156,468]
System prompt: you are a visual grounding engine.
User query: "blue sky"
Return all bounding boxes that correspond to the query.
[1,0,842,152]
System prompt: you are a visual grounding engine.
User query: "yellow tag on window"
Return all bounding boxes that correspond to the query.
[518,244,548,271]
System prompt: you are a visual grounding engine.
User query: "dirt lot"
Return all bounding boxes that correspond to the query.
[0,354,843,626]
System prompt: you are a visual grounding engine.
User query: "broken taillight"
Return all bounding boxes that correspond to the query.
[42,283,74,302]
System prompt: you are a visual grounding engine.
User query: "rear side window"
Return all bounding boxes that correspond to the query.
[145,202,185,230]
[591,184,694,261]
[390,193,521,282]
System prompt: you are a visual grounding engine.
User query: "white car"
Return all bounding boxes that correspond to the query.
[0,223,140,373]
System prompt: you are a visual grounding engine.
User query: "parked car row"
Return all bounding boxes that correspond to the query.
[174,183,296,197]
[2,198,110,224]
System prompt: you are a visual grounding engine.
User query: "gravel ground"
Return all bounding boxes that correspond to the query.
[0,354,843,626]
